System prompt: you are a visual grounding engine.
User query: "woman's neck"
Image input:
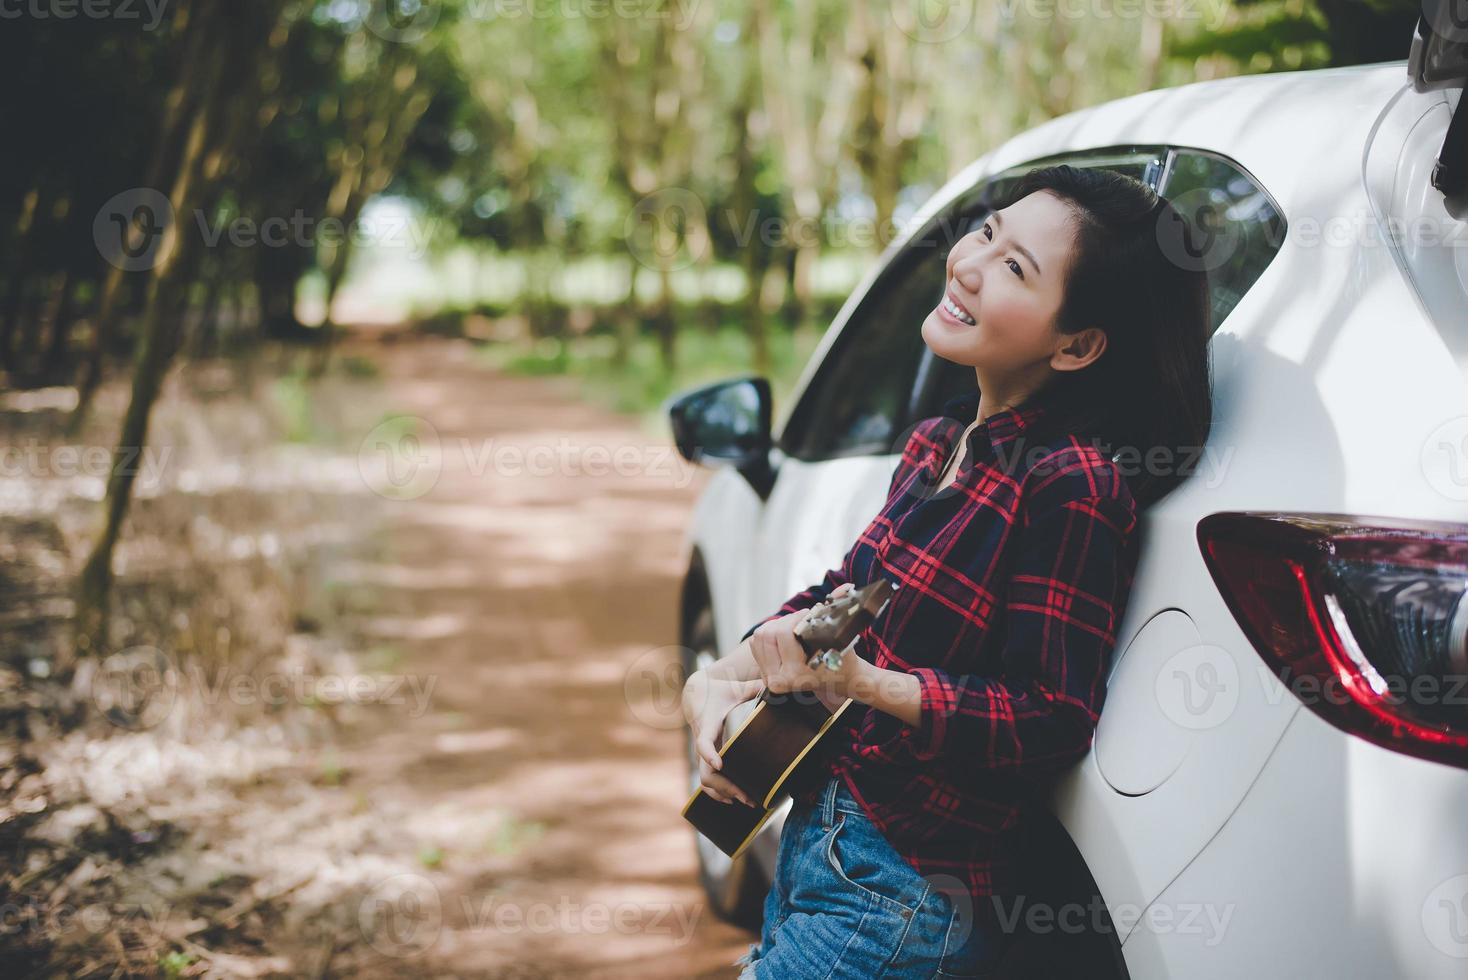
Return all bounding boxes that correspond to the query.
[974,375,1039,425]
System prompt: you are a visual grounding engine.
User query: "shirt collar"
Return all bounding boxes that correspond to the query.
[936,388,1048,471]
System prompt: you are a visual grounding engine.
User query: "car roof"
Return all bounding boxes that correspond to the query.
[913,60,1413,233]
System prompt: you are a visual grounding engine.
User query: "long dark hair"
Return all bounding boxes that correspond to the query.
[987,164,1214,509]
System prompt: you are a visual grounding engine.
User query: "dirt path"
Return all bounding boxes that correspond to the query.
[326,336,752,977]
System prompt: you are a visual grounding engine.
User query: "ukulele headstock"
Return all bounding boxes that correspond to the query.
[793,578,896,669]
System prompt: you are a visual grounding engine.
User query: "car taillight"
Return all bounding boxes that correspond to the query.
[1197,512,1468,769]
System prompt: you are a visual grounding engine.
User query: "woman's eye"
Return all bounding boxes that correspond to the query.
[983,222,1023,279]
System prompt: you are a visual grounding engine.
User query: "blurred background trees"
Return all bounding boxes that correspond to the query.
[0,0,1421,643]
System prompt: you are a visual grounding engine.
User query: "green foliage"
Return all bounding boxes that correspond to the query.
[1169,4,1333,69]
[158,950,197,979]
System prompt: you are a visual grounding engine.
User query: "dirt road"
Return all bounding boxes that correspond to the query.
[328,336,752,977]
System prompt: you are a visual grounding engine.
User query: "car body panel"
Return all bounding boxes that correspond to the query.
[1118,706,1468,978]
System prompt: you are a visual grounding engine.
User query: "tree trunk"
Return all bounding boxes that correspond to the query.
[74,2,228,657]
[70,0,198,431]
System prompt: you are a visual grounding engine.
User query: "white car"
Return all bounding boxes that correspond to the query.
[667,21,1468,980]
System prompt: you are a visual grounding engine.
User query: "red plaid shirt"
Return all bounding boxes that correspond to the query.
[742,388,1139,918]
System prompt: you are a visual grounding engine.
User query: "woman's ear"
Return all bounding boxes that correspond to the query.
[1051,327,1107,372]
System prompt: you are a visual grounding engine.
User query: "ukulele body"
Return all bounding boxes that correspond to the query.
[680,579,895,858]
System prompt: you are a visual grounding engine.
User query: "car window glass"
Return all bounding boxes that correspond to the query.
[1157,150,1286,331]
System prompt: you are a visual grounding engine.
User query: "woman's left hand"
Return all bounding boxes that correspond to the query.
[751,583,872,704]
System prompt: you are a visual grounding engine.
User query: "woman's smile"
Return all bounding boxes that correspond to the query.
[937,282,977,326]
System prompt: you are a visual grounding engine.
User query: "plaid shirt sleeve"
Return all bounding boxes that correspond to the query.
[739,421,940,642]
[867,466,1138,780]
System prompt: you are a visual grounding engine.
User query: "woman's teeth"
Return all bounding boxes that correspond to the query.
[942,294,976,325]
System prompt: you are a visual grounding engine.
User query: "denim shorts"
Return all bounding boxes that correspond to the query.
[733,774,1011,979]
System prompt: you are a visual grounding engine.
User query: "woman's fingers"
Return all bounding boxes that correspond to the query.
[772,623,815,691]
[751,624,784,691]
[699,759,758,807]
[695,729,722,772]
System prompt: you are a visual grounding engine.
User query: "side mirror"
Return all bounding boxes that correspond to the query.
[665,376,778,498]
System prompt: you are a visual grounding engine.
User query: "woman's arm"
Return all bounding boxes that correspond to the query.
[704,637,760,682]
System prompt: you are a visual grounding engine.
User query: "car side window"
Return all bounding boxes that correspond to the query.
[1157,150,1286,332]
[779,218,963,460]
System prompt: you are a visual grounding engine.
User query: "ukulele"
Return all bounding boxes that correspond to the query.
[681,578,897,859]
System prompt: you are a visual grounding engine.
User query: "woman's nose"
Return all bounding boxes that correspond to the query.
[951,256,982,294]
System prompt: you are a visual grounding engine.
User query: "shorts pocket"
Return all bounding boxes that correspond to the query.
[823,812,927,917]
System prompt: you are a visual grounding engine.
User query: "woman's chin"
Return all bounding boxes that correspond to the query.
[921,313,980,366]
[921,313,977,364]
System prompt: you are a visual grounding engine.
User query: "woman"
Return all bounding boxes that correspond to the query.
[680,164,1213,978]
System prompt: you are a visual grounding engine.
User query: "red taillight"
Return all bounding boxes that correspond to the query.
[1198,512,1468,769]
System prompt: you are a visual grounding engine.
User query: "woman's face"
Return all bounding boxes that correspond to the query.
[921,190,1081,380]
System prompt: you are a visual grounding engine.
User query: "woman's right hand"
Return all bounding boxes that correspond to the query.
[682,666,764,807]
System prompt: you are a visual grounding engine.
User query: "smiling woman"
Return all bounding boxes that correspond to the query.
[687,164,1216,978]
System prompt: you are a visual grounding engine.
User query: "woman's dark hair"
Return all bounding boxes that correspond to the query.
[990,164,1214,509]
